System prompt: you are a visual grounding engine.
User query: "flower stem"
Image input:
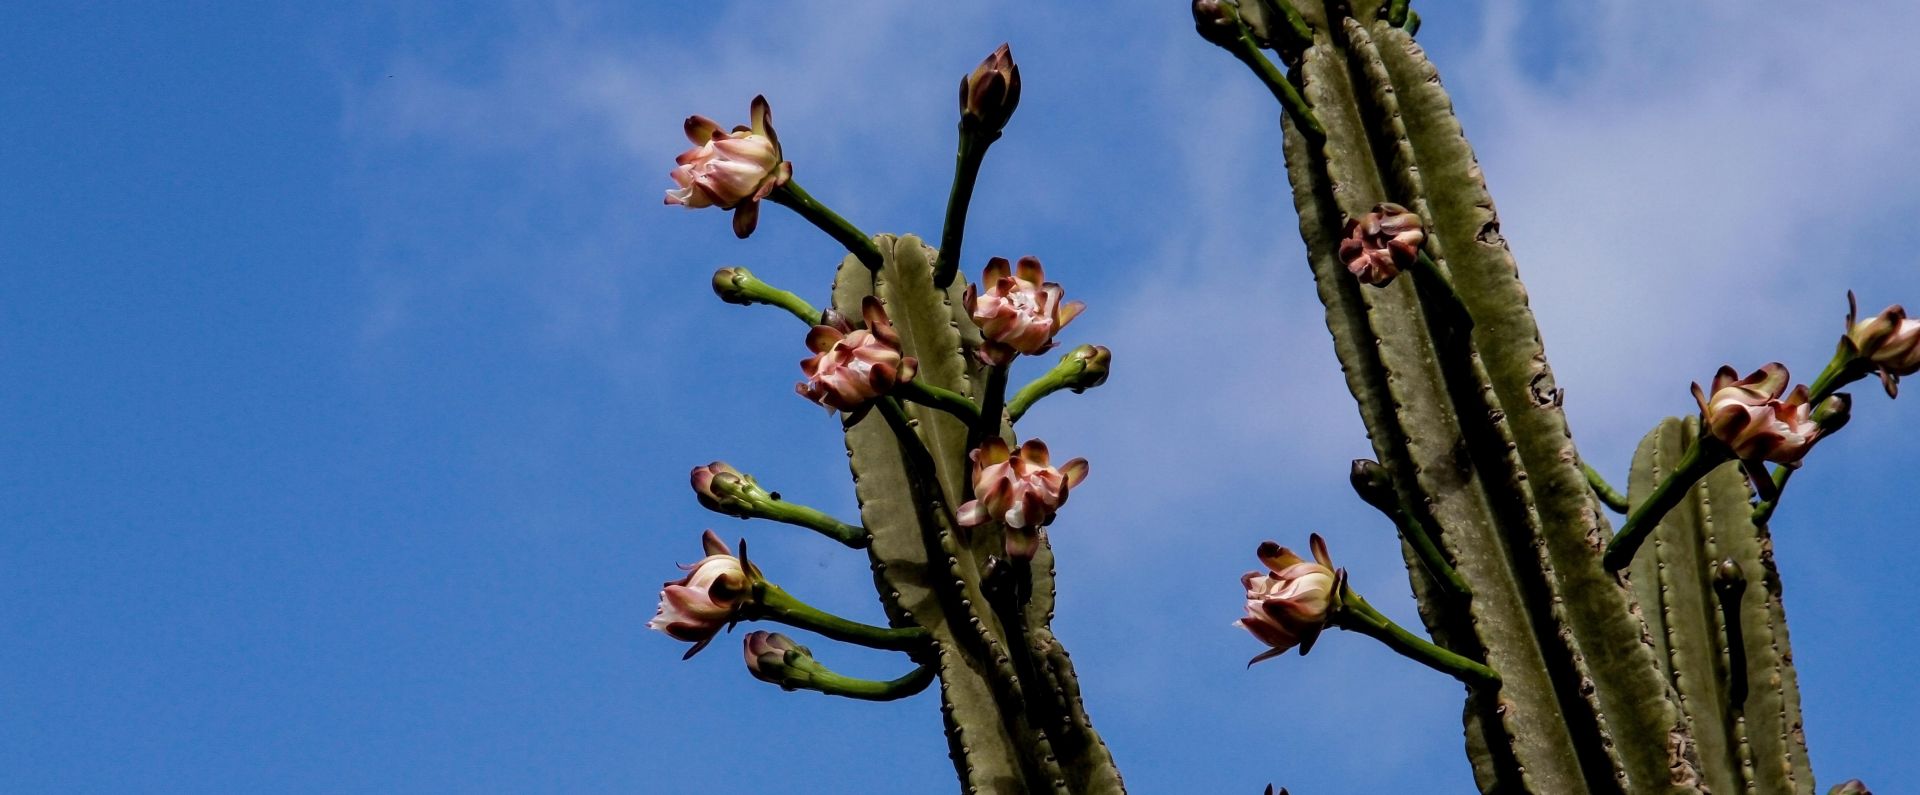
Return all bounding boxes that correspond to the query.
[934,129,996,289]
[968,362,1011,454]
[751,582,929,652]
[1225,22,1324,140]
[1603,438,1729,571]
[803,663,936,702]
[753,499,870,549]
[1411,251,1474,335]
[1334,589,1499,687]
[1712,559,1750,710]
[1351,461,1470,601]
[1386,0,1412,26]
[768,181,883,270]
[713,267,820,325]
[1007,369,1069,424]
[1583,462,1630,514]
[897,379,982,424]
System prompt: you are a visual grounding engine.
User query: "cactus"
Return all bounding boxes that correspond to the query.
[647,4,1903,792]
[1196,0,1899,792]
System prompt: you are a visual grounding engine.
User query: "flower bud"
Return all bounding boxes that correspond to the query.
[1061,344,1111,393]
[743,630,819,691]
[1348,458,1396,513]
[796,296,919,412]
[664,95,793,239]
[1711,557,1747,601]
[960,44,1021,136]
[1338,203,1425,287]
[1193,0,1243,48]
[1844,291,1920,397]
[1236,533,1339,665]
[1692,363,1826,464]
[1828,779,1872,795]
[691,461,766,518]
[711,266,760,306]
[1810,392,1852,434]
[649,530,754,658]
[956,437,1089,560]
[963,256,1087,365]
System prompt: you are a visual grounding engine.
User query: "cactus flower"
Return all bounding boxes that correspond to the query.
[963,255,1086,365]
[649,530,754,658]
[960,44,1021,136]
[797,297,918,413]
[1845,292,1920,397]
[956,437,1089,560]
[665,95,793,239]
[1236,533,1339,665]
[1339,203,1425,287]
[1691,363,1825,465]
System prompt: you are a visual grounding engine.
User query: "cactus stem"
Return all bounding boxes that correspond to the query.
[1605,438,1730,571]
[1582,462,1630,514]
[749,581,931,651]
[1386,0,1412,26]
[1712,559,1750,710]
[934,129,996,289]
[797,662,939,702]
[1335,585,1500,688]
[898,380,983,425]
[768,180,883,271]
[1225,21,1324,140]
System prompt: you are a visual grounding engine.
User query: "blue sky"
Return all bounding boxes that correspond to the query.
[4,1,1917,792]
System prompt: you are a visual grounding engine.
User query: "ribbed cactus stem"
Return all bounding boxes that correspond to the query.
[768,181,883,270]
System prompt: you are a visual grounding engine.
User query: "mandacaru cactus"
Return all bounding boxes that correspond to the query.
[650,3,1908,793]
[1195,0,1906,793]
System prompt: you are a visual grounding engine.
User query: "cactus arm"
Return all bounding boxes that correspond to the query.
[1628,417,1815,794]
[769,181,883,270]
[896,379,982,424]
[1584,462,1631,514]
[748,581,931,652]
[1279,10,1588,791]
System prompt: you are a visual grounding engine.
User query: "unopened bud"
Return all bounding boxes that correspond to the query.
[1062,344,1112,393]
[744,630,819,690]
[1711,558,1747,599]
[1828,779,1872,795]
[960,44,1021,136]
[1193,0,1242,48]
[1811,392,1852,434]
[711,266,760,306]
[691,461,767,518]
[1348,459,1397,513]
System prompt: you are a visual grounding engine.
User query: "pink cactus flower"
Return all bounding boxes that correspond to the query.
[796,297,918,413]
[665,95,793,239]
[1845,291,1920,397]
[963,256,1086,365]
[1338,203,1425,287]
[1236,534,1339,666]
[1692,363,1825,465]
[648,530,753,659]
[956,437,1089,560]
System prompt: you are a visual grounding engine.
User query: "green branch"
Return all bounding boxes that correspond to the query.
[768,181,883,270]
[750,582,929,652]
[1583,462,1630,514]
[1604,438,1729,571]
[1333,587,1498,687]
[1006,345,1109,423]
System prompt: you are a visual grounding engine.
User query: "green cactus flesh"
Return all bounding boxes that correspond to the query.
[1276,1,1698,791]
[1628,417,1814,795]
[831,235,1123,795]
